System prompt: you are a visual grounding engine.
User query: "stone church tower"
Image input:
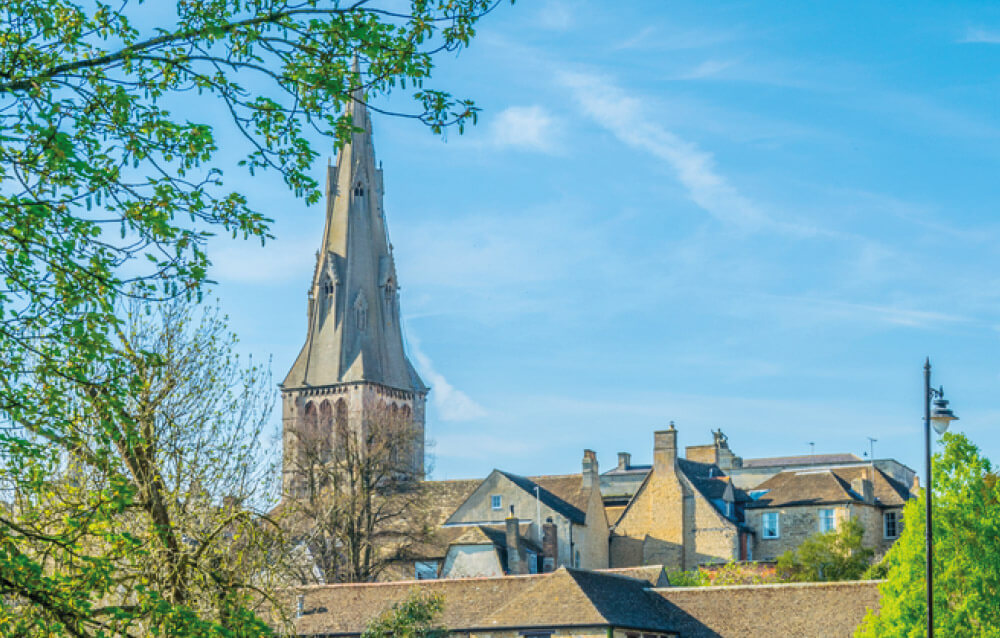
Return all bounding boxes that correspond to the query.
[281,90,427,495]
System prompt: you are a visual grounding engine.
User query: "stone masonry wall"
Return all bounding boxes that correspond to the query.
[749,504,902,562]
[612,460,687,569]
[684,476,739,565]
[748,505,850,561]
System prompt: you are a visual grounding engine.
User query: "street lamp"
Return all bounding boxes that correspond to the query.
[923,358,958,638]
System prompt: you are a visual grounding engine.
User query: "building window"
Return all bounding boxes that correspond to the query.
[574,550,581,568]
[819,508,836,533]
[414,560,439,580]
[521,633,551,638]
[884,511,900,539]
[762,512,780,538]
[491,494,502,510]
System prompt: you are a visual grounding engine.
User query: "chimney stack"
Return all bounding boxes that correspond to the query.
[654,422,678,473]
[542,517,558,572]
[505,506,524,574]
[582,449,598,490]
[851,477,875,504]
[617,452,631,471]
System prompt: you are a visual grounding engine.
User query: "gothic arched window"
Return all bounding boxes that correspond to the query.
[334,399,348,456]
[354,182,365,196]
[318,400,333,460]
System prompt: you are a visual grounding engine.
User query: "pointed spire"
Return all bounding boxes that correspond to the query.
[282,85,424,394]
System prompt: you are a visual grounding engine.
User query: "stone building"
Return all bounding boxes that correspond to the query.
[280,78,427,496]
[742,464,911,561]
[399,451,611,580]
[609,426,752,571]
[604,426,915,568]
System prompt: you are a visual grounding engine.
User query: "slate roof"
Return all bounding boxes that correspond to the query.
[744,466,912,509]
[500,472,588,524]
[281,567,676,636]
[421,479,481,526]
[832,465,912,506]
[406,480,486,557]
[446,524,540,552]
[677,459,751,503]
[285,573,534,636]
[654,580,882,638]
[480,568,678,633]
[741,453,862,468]
[602,464,653,476]
[596,564,669,587]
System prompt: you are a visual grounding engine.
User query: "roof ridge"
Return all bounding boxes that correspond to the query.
[655,579,884,593]
[293,571,548,591]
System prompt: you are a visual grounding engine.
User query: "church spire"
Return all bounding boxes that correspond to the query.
[282,67,424,394]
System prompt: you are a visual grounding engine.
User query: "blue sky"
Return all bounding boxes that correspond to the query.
[206,1,1000,480]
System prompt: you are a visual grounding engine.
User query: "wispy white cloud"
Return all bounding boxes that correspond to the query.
[487,105,561,153]
[559,70,772,231]
[407,333,487,422]
[613,25,741,51]
[960,26,1000,44]
[741,293,973,329]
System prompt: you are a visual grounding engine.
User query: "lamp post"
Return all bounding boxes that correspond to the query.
[923,358,958,638]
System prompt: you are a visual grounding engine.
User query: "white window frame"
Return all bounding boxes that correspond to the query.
[819,508,836,533]
[884,511,900,539]
[762,512,780,539]
[491,494,502,510]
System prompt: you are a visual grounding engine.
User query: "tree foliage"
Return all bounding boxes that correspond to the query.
[361,590,446,638]
[775,517,874,582]
[0,1,501,634]
[1,298,279,636]
[666,562,780,587]
[856,432,1000,638]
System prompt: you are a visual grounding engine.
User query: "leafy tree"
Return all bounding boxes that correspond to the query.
[0,1,502,635]
[776,517,874,582]
[856,432,1000,638]
[1,298,280,636]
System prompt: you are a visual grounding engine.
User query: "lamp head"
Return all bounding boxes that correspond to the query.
[931,394,958,435]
